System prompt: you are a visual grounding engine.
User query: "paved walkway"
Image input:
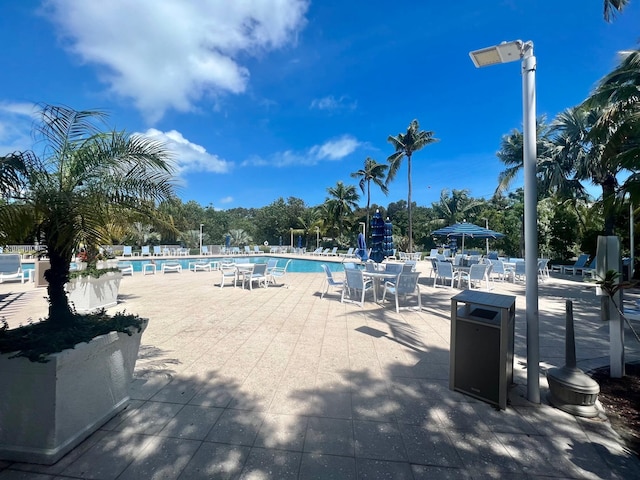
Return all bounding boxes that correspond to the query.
[1,260,639,479]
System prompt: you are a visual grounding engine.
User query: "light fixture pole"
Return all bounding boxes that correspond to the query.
[316,226,320,249]
[470,40,540,403]
[199,223,204,255]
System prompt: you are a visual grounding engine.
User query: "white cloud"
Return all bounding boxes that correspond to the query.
[0,102,37,154]
[242,134,361,167]
[43,0,309,122]
[140,128,232,175]
[219,196,234,204]
[310,95,357,111]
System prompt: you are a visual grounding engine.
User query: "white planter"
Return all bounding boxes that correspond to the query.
[66,271,122,312]
[0,319,147,464]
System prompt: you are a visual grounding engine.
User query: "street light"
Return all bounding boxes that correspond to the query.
[470,40,540,404]
[199,223,204,255]
[315,226,320,249]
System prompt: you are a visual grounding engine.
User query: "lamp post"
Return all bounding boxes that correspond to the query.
[199,223,204,255]
[470,40,540,404]
[482,218,490,255]
[316,226,320,249]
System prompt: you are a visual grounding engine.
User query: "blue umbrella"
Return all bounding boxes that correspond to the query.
[225,234,231,249]
[357,232,368,261]
[383,217,394,258]
[370,210,385,263]
[431,222,504,254]
[297,235,302,249]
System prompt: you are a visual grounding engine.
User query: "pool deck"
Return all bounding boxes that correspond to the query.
[1,257,639,479]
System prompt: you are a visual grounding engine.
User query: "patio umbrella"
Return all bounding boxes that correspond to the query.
[357,232,368,261]
[225,234,231,249]
[279,236,282,246]
[370,209,385,263]
[431,222,504,255]
[297,235,302,249]
[383,217,394,258]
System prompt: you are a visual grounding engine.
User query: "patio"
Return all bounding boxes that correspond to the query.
[1,263,639,479]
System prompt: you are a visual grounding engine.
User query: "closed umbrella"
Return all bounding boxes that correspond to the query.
[225,234,231,249]
[383,217,394,259]
[370,209,385,263]
[431,222,504,255]
[297,235,302,249]
[357,232,368,261]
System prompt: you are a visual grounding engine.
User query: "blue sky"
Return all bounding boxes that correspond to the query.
[1,1,638,210]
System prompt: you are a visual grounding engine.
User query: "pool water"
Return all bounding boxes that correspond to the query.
[21,256,347,274]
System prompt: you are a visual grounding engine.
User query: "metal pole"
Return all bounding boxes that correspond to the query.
[631,202,635,279]
[316,227,320,249]
[485,218,490,255]
[522,44,540,403]
[199,224,204,255]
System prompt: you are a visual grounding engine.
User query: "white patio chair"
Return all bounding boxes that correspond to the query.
[267,259,291,287]
[320,264,343,299]
[341,267,373,307]
[489,260,513,282]
[538,258,550,280]
[433,261,456,288]
[122,246,132,257]
[141,245,151,256]
[0,254,26,284]
[245,263,268,290]
[219,261,238,288]
[382,272,422,313]
[458,263,490,290]
[153,246,163,256]
[513,261,526,282]
[118,261,134,276]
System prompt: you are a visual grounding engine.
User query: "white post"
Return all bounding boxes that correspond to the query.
[316,227,320,249]
[199,224,204,255]
[485,218,490,255]
[522,44,540,403]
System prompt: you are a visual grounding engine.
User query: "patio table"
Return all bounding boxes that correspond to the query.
[362,271,402,303]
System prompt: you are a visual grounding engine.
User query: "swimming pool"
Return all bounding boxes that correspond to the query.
[21,256,348,274]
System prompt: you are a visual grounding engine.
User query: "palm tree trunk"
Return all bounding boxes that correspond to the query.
[366,179,371,235]
[602,175,617,235]
[45,249,74,323]
[407,154,413,253]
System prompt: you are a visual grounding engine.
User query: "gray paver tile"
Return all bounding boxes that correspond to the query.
[299,453,356,480]
[411,464,471,479]
[397,422,462,467]
[356,458,414,479]
[158,405,224,440]
[117,436,200,480]
[253,413,308,451]
[206,410,264,446]
[177,442,250,479]
[150,377,200,404]
[0,471,55,479]
[353,420,407,461]
[238,448,301,480]
[111,401,183,435]
[304,417,355,456]
[446,430,522,475]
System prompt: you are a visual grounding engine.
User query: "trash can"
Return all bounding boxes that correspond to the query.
[450,290,516,409]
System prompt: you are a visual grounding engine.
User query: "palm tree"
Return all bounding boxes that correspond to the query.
[0,105,175,323]
[325,181,360,238]
[227,228,252,246]
[603,0,630,21]
[350,157,388,232]
[387,119,438,252]
[431,189,483,226]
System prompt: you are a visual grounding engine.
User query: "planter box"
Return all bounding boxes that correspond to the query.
[0,319,147,464]
[66,271,122,313]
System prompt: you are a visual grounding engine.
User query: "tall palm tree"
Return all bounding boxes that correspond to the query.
[0,105,175,323]
[325,181,360,238]
[387,119,438,252]
[431,189,483,226]
[350,157,388,232]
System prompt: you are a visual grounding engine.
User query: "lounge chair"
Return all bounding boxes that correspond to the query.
[561,254,590,275]
[141,245,151,256]
[161,261,182,274]
[309,247,323,256]
[513,261,526,282]
[189,260,211,272]
[581,258,597,278]
[267,259,291,287]
[153,246,163,256]
[122,246,133,257]
[328,247,338,256]
[266,258,278,276]
[320,248,330,256]
[342,247,356,258]
[320,264,344,299]
[201,245,210,255]
[253,246,261,254]
[382,272,422,313]
[0,254,26,284]
[538,258,550,280]
[489,259,513,282]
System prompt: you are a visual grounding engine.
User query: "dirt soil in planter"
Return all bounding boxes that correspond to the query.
[590,363,640,458]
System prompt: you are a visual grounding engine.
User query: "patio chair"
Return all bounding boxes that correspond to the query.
[513,261,526,282]
[118,261,134,276]
[320,264,344,299]
[342,247,355,258]
[162,261,182,274]
[538,258,550,280]
[341,267,373,307]
[153,246,163,256]
[382,263,403,289]
[489,259,513,282]
[253,246,261,254]
[245,263,268,290]
[581,258,597,278]
[428,248,439,258]
[141,245,151,256]
[219,261,238,288]
[561,254,590,275]
[433,261,456,288]
[458,263,490,290]
[244,246,252,255]
[0,254,26,284]
[266,258,278,276]
[382,272,422,313]
[324,247,338,256]
[201,245,210,255]
[310,247,323,256]
[267,259,291,287]
[320,248,330,256]
[122,246,133,257]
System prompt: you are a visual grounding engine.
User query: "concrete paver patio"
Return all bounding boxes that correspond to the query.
[0,259,639,479]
